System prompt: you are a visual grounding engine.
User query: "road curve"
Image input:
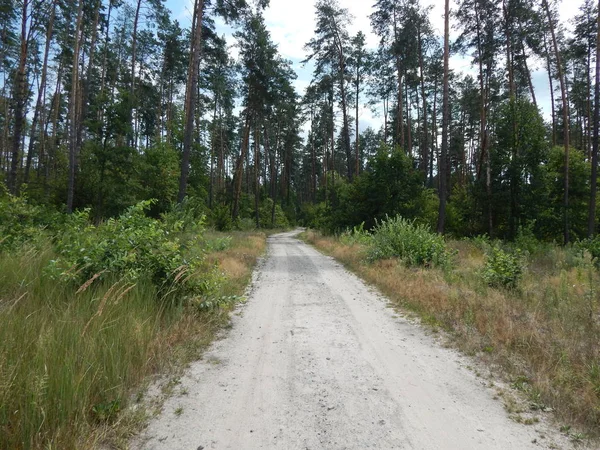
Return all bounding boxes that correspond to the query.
[134,230,567,450]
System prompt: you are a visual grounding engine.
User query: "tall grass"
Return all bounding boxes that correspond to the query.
[0,231,266,449]
[303,230,600,436]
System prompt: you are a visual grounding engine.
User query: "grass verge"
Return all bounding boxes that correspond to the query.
[0,231,266,450]
[302,229,600,440]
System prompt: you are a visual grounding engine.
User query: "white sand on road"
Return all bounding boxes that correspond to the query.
[134,230,575,450]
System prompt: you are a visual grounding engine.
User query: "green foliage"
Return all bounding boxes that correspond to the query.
[367,215,452,268]
[339,222,371,246]
[258,198,290,229]
[576,236,600,268]
[139,143,180,216]
[310,145,427,233]
[92,399,121,423]
[47,201,213,299]
[209,204,233,231]
[482,246,524,289]
[0,190,59,252]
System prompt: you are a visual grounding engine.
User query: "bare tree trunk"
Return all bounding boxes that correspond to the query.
[588,0,600,237]
[232,115,251,220]
[393,7,404,149]
[437,0,450,234]
[255,126,260,228]
[418,25,428,178]
[178,0,204,202]
[355,53,360,178]
[405,74,412,157]
[543,0,570,244]
[67,0,84,213]
[8,0,29,194]
[24,1,56,185]
[543,32,557,146]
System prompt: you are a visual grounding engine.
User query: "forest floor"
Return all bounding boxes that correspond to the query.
[133,230,581,450]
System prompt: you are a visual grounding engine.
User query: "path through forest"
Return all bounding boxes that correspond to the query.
[135,230,574,450]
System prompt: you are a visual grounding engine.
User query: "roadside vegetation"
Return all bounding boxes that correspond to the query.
[0,194,267,450]
[303,218,600,438]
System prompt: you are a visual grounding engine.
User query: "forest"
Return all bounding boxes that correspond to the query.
[0,0,597,243]
[1,0,600,448]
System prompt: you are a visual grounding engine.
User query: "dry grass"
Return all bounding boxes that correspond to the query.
[0,231,266,450]
[303,230,600,437]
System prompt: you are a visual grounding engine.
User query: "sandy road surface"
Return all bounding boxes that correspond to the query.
[135,230,572,450]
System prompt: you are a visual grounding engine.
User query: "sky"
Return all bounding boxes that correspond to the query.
[165,0,587,132]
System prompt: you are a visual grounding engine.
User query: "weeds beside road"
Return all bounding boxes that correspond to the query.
[0,200,266,450]
[303,224,600,441]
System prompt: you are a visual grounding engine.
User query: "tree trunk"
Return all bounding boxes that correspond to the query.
[8,0,29,195]
[232,115,251,220]
[67,0,84,213]
[355,50,360,178]
[543,0,570,244]
[588,0,600,237]
[24,0,56,185]
[178,0,204,203]
[418,25,429,178]
[437,0,450,234]
[393,7,404,149]
[255,126,260,228]
[543,32,557,146]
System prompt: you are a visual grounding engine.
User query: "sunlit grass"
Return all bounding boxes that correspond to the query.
[0,231,266,449]
[303,230,600,436]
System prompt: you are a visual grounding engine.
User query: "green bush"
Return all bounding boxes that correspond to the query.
[339,222,371,246]
[367,215,451,268]
[575,236,600,268]
[482,246,524,289]
[0,190,59,252]
[47,201,216,299]
[209,204,233,231]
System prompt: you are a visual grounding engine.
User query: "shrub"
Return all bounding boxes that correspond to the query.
[576,236,600,268]
[367,215,451,268]
[209,204,233,231]
[482,245,524,289]
[339,222,371,246]
[47,201,215,299]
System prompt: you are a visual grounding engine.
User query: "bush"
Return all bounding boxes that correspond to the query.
[339,222,371,246]
[576,236,600,268]
[0,190,59,252]
[367,215,451,268]
[47,201,216,299]
[482,246,524,289]
[209,204,233,231]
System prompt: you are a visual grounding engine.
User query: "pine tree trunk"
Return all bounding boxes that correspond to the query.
[437,0,450,234]
[232,115,250,220]
[67,0,84,213]
[24,1,55,185]
[355,53,360,178]
[8,0,29,195]
[418,26,428,178]
[543,0,570,244]
[588,0,600,237]
[178,0,204,203]
[254,126,260,228]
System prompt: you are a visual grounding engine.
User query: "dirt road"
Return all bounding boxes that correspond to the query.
[135,230,571,450]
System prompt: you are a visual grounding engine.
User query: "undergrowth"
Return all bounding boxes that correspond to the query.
[0,195,267,450]
[303,228,600,437]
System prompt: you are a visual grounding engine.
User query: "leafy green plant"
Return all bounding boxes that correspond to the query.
[0,191,58,252]
[339,222,371,246]
[210,204,233,231]
[367,215,451,268]
[46,201,213,300]
[482,245,524,289]
[576,236,600,268]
